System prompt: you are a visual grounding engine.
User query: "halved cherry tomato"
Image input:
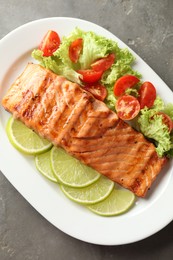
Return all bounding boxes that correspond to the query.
[78,69,103,83]
[69,38,83,63]
[158,112,173,132]
[83,84,107,101]
[38,30,61,57]
[116,95,140,120]
[113,75,140,97]
[138,82,156,109]
[91,53,115,72]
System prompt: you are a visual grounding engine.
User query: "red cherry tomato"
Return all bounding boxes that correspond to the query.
[78,69,103,84]
[158,112,173,132]
[83,84,107,101]
[113,75,140,97]
[69,38,83,63]
[138,82,156,109]
[91,53,115,72]
[116,95,140,120]
[38,30,61,57]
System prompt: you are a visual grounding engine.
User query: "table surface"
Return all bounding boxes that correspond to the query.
[0,0,173,259]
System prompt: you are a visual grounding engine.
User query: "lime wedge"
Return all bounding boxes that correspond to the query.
[60,176,114,205]
[35,150,57,183]
[51,147,100,187]
[6,117,52,155]
[88,188,135,216]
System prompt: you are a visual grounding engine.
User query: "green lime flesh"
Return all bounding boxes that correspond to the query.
[35,150,57,183]
[88,188,135,216]
[6,117,52,155]
[51,146,100,188]
[60,176,114,205]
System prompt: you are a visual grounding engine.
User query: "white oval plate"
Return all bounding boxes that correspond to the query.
[0,17,173,245]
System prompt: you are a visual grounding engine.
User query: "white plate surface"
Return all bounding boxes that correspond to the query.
[0,17,173,245]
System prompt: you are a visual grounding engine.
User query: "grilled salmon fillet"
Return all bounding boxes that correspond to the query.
[2,63,167,197]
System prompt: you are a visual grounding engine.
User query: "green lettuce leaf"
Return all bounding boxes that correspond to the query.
[54,27,84,70]
[79,31,118,69]
[31,49,61,72]
[152,96,165,111]
[138,107,173,157]
[125,87,139,97]
[101,59,141,87]
[105,88,117,111]
[31,49,82,84]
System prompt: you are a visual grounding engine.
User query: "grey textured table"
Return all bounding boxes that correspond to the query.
[0,0,173,259]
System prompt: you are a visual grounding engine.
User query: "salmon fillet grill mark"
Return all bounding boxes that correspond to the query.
[2,63,167,197]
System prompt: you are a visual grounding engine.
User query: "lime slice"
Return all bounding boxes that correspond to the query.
[88,188,135,216]
[6,117,52,155]
[60,176,114,205]
[35,150,57,183]
[51,147,100,187]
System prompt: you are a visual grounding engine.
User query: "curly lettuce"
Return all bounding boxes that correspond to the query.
[138,97,173,157]
[32,49,82,85]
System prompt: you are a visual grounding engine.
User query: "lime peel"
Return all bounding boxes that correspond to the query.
[35,150,57,183]
[88,188,135,216]
[6,117,52,155]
